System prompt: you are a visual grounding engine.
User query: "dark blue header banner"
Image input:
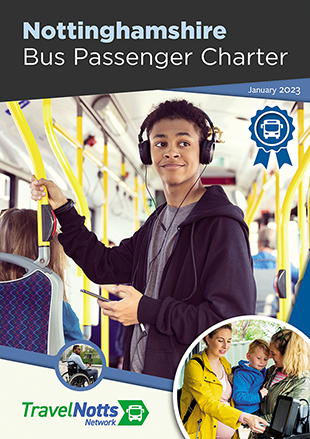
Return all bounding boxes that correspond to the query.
[1,0,309,100]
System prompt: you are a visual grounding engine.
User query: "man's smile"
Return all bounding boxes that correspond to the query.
[161,162,184,169]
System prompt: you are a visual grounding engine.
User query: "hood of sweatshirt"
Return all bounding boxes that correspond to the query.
[142,184,254,303]
[181,185,247,228]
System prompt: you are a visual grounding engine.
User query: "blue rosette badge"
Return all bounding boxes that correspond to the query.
[249,106,295,169]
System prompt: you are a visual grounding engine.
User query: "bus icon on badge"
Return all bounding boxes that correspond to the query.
[261,119,284,140]
[249,106,294,168]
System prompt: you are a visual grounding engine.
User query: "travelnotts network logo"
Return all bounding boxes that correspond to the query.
[22,400,149,426]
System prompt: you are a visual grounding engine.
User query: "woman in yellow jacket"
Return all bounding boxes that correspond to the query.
[179,324,268,439]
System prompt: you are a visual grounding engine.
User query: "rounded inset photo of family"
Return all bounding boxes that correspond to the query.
[173,317,310,439]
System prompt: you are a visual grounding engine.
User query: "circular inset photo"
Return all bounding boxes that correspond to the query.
[173,316,310,439]
[57,341,105,390]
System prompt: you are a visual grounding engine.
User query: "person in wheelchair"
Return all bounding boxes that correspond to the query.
[68,345,98,382]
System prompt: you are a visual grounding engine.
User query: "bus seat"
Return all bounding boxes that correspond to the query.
[0,252,65,356]
[253,268,277,316]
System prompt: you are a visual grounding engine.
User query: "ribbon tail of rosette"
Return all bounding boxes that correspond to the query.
[254,148,270,168]
[276,148,292,168]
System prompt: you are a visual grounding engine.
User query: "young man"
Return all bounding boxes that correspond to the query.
[232,339,270,414]
[31,99,256,379]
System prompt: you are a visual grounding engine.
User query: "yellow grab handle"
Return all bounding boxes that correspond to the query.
[6,101,49,249]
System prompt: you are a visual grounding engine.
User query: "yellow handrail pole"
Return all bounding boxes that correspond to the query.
[6,101,50,266]
[42,99,92,331]
[76,100,83,281]
[74,100,92,331]
[309,178,310,251]
[121,155,126,180]
[246,192,254,232]
[246,192,254,215]
[141,183,151,216]
[279,141,310,321]
[134,173,139,231]
[275,163,282,320]
[247,172,268,226]
[76,102,84,186]
[245,182,257,225]
[101,134,109,364]
[297,103,307,278]
[299,124,310,145]
[275,164,281,269]
[52,121,138,198]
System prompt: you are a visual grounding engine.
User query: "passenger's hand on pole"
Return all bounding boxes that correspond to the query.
[30,175,68,210]
[98,285,142,326]
[242,413,268,433]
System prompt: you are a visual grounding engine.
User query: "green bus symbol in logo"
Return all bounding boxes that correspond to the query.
[118,400,149,426]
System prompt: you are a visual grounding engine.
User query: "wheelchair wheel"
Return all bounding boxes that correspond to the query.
[69,373,90,387]
[61,372,70,383]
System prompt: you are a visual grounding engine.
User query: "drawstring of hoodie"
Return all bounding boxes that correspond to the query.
[181,222,198,302]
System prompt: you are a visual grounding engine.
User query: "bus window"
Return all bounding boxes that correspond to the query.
[17,179,36,209]
[0,173,10,211]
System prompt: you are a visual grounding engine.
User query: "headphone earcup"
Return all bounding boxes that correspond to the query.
[200,139,215,165]
[138,140,152,165]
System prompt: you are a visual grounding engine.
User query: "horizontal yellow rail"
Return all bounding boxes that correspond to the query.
[53,120,138,198]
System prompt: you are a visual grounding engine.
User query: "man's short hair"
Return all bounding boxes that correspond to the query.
[140,99,211,142]
[248,339,270,356]
[73,345,80,351]
[258,226,276,250]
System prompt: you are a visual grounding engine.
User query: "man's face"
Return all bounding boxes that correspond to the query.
[74,346,82,356]
[149,118,201,190]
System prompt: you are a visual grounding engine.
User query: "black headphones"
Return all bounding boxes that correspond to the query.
[138,112,216,166]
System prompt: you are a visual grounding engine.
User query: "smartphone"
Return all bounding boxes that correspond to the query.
[80,289,110,302]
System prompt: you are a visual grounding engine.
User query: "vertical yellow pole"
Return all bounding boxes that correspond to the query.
[275,164,281,270]
[309,178,310,252]
[134,173,139,231]
[101,135,109,365]
[246,193,253,219]
[275,163,282,319]
[76,105,83,275]
[245,182,257,225]
[246,173,268,227]
[297,102,307,278]
[121,155,126,180]
[279,212,291,321]
[278,141,310,321]
[6,101,50,266]
[43,99,92,332]
[76,112,83,186]
[76,102,91,335]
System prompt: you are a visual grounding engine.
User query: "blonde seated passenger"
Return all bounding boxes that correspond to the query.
[179,324,268,439]
[0,208,83,343]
